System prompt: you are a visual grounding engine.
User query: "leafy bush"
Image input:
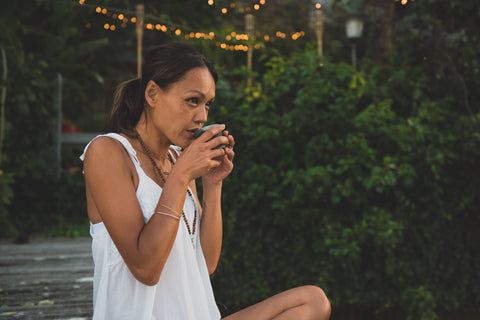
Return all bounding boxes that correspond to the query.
[0,0,110,239]
[209,48,480,319]
[1,1,478,318]
[0,170,15,237]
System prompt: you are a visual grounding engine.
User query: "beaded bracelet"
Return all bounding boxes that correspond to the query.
[154,211,181,221]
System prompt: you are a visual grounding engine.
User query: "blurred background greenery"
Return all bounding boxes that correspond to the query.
[1,0,479,319]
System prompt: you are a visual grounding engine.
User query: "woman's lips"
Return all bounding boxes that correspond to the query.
[187,129,197,139]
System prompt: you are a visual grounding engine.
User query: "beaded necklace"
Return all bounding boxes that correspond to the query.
[135,133,198,250]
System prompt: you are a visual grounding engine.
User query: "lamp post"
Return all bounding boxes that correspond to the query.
[345,16,363,68]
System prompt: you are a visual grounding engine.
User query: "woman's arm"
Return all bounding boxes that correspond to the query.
[195,129,235,274]
[198,180,223,274]
[84,137,190,286]
[84,127,231,284]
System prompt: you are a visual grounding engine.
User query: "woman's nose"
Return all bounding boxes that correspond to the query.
[195,106,208,123]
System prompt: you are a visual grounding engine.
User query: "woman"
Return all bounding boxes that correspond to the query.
[81,42,331,320]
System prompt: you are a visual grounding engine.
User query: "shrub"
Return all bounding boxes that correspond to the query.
[209,48,480,318]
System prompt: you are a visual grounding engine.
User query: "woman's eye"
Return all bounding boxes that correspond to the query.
[187,97,199,104]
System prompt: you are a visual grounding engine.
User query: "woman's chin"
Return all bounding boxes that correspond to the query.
[174,139,191,149]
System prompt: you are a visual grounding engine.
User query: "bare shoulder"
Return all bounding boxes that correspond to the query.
[83,136,132,175]
[85,136,124,156]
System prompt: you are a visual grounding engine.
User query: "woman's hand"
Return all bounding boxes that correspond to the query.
[203,129,234,184]
[173,125,234,182]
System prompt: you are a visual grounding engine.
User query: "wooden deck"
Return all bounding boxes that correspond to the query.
[2,237,478,320]
[0,237,93,319]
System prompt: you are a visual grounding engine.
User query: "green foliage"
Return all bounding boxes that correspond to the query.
[0,0,479,319]
[9,170,88,238]
[0,170,16,237]
[402,286,437,320]
[0,170,14,206]
[209,47,480,318]
[0,0,111,238]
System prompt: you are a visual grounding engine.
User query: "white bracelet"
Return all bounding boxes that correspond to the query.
[154,211,181,221]
[158,203,181,216]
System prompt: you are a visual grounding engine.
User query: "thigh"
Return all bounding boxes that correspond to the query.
[223,285,323,320]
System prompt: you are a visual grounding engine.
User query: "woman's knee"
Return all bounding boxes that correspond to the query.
[301,285,331,319]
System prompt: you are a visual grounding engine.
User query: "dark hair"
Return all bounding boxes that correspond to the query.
[110,42,218,135]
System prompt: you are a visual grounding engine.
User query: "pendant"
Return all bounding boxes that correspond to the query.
[190,234,196,251]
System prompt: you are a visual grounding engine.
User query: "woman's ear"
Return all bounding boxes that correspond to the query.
[145,80,159,107]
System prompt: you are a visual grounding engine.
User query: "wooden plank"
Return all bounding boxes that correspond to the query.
[0,237,94,319]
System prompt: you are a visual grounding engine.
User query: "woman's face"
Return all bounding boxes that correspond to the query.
[148,67,216,148]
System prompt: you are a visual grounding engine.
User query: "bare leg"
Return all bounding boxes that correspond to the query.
[223,285,331,320]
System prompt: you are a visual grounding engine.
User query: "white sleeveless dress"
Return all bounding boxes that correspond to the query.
[80,133,221,320]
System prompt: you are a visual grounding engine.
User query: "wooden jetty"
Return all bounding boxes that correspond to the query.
[0,237,93,319]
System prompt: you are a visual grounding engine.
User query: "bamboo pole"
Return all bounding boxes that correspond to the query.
[136,4,145,78]
[246,13,254,87]
[315,9,324,57]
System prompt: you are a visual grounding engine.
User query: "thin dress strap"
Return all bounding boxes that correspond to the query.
[168,146,181,163]
[80,133,140,167]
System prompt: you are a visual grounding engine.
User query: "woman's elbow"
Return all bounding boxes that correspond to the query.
[138,275,160,286]
[131,267,162,286]
[207,262,218,275]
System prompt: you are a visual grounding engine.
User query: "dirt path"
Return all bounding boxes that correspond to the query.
[0,237,93,319]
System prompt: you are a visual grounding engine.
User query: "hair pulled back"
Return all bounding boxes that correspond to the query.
[110,42,218,136]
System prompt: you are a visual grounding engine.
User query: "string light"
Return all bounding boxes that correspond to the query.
[275,31,286,39]
[395,0,415,4]
[216,42,249,52]
[86,2,306,52]
[208,0,268,15]
[291,31,305,40]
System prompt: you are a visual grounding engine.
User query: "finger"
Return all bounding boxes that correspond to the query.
[206,135,229,150]
[208,158,223,169]
[228,135,235,148]
[200,124,225,142]
[225,148,234,161]
[210,146,228,159]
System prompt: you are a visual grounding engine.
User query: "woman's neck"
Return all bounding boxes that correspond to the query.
[134,123,170,162]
